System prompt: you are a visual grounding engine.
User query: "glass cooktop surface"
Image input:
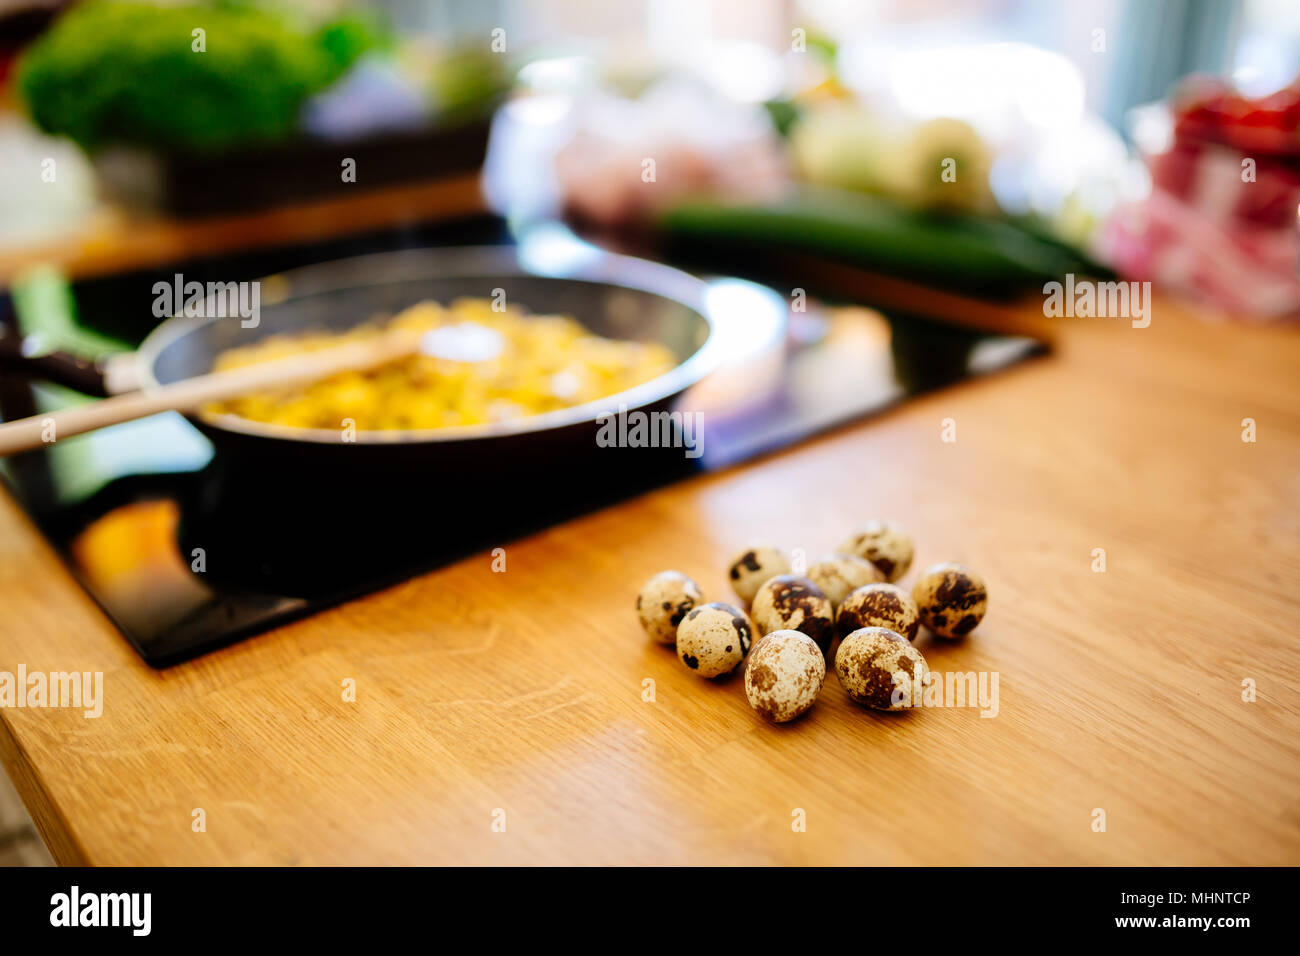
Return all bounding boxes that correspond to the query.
[0,220,1046,666]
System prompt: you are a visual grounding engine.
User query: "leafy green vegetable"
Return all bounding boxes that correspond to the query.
[315,8,392,84]
[16,1,384,152]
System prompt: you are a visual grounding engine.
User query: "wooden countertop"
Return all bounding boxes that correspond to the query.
[1,294,1298,865]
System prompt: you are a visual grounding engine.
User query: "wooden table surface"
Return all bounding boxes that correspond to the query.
[1,293,1298,866]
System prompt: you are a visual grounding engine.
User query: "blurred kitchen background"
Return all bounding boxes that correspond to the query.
[1,0,1299,864]
[1,0,1299,325]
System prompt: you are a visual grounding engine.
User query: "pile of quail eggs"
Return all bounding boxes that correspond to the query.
[634,520,989,724]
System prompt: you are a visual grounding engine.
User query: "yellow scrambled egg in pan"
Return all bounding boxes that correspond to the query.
[205,298,678,431]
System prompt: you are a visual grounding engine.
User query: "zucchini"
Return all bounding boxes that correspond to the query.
[660,188,1095,295]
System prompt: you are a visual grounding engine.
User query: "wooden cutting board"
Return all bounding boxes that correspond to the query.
[1,292,1298,865]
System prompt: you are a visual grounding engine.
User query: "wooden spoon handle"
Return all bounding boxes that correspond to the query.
[0,327,423,457]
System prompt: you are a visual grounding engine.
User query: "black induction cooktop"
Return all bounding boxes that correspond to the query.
[0,220,1046,666]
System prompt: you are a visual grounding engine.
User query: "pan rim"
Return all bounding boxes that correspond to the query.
[135,245,724,446]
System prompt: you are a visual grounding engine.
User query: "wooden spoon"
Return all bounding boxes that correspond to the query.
[0,323,504,457]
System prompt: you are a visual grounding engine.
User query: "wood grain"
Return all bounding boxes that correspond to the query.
[0,294,1298,865]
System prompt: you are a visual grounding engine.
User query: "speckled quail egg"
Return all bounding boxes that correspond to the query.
[635,570,704,644]
[727,544,791,604]
[835,627,930,711]
[750,575,835,656]
[838,520,914,582]
[744,630,826,723]
[836,582,920,642]
[912,562,988,638]
[806,553,885,609]
[676,602,754,678]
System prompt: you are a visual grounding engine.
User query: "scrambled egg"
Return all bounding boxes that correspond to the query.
[205,298,677,431]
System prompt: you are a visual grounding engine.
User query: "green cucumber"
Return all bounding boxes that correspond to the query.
[661,188,1093,294]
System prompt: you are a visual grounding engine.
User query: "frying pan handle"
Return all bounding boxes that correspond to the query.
[0,323,112,397]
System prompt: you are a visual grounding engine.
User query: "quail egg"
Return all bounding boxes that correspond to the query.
[744,630,826,723]
[727,544,791,604]
[835,627,930,711]
[912,562,988,638]
[676,602,754,678]
[635,570,704,644]
[838,520,914,582]
[836,582,920,642]
[750,575,835,655]
[806,553,884,609]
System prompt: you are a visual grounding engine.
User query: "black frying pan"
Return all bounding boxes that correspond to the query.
[1,242,788,595]
[2,243,781,473]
